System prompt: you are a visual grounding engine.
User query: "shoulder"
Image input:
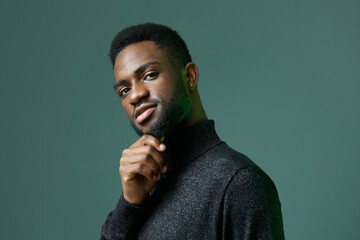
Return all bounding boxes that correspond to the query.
[201,142,261,176]
[224,166,280,210]
[202,142,280,206]
[191,141,281,203]
[193,141,284,238]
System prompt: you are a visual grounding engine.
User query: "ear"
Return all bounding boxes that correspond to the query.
[184,62,199,90]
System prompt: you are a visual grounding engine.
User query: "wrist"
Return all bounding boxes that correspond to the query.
[123,193,147,206]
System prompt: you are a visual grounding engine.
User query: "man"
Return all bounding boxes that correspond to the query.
[101,23,284,240]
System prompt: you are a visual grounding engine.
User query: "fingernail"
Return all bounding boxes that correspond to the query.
[163,165,168,173]
[160,144,166,151]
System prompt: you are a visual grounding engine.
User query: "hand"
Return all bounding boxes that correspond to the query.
[119,135,167,205]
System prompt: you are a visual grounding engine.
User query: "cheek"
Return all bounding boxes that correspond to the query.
[152,78,177,100]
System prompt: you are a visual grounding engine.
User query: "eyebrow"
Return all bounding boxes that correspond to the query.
[113,61,161,89]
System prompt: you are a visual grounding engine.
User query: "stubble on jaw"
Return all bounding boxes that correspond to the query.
[129,81,191,139]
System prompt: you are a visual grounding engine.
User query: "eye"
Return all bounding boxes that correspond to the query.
[144,72,159,80]
[119,87,130,97]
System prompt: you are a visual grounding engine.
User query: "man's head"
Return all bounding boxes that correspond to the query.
[109,23,192,69]
[110,23,206,138]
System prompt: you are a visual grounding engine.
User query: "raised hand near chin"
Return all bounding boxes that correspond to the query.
[119,135,167,205]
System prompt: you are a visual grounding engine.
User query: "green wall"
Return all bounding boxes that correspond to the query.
[1,0,359,239]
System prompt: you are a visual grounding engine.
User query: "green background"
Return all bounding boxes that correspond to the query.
[1,0,359,239]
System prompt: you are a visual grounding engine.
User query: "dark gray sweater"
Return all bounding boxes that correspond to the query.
[101,120,284,239]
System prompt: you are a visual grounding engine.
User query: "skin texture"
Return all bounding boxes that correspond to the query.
[113,41,207,205]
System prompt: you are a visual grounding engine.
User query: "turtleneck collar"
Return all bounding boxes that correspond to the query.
[160,120,223,178]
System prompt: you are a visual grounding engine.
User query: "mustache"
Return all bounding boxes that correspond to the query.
[131,99,161,119]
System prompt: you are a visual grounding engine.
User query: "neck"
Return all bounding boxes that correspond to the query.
[175,90,208,132]
[160,120,222,178]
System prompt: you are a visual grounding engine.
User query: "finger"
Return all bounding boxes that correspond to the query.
[120,153,162,176]
[130,135,166,152]
[122,146,167,173]
[120,162,160,182]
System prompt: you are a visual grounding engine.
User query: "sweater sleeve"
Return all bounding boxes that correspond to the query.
[222,167,285,240]
[100,194,148,240]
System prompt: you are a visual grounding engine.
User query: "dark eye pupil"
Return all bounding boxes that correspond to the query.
[147,72,158,79]
[121,88,129,96]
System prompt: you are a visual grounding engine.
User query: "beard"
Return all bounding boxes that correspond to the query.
[129,82,191,139]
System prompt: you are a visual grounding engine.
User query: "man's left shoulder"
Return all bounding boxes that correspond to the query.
[200,142,257,173]
[214,144,284,240]
[198,142,278,191]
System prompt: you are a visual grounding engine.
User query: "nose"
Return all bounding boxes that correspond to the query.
[129,82,149,105]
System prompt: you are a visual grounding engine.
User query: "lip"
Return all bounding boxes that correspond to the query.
[134,103,157,124]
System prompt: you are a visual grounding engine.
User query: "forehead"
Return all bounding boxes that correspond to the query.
[113,41,168,79]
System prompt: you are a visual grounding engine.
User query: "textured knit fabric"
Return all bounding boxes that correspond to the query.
[101,120,285,240]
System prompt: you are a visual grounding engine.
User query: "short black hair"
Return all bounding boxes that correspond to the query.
[109,23,192,68]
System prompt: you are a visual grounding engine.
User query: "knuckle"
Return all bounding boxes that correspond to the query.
[140,135,147,143]
[155,155,164,166]
[122,149,128,156]
[144,153,151,162]
[145,145,154,154]
[159,159,165,168]
[136,163,145,171]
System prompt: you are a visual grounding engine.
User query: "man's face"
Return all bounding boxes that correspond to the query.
[113,41,191,138]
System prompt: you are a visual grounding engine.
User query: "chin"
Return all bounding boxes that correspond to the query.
[130,117,162,138]
[146,121,165,138]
